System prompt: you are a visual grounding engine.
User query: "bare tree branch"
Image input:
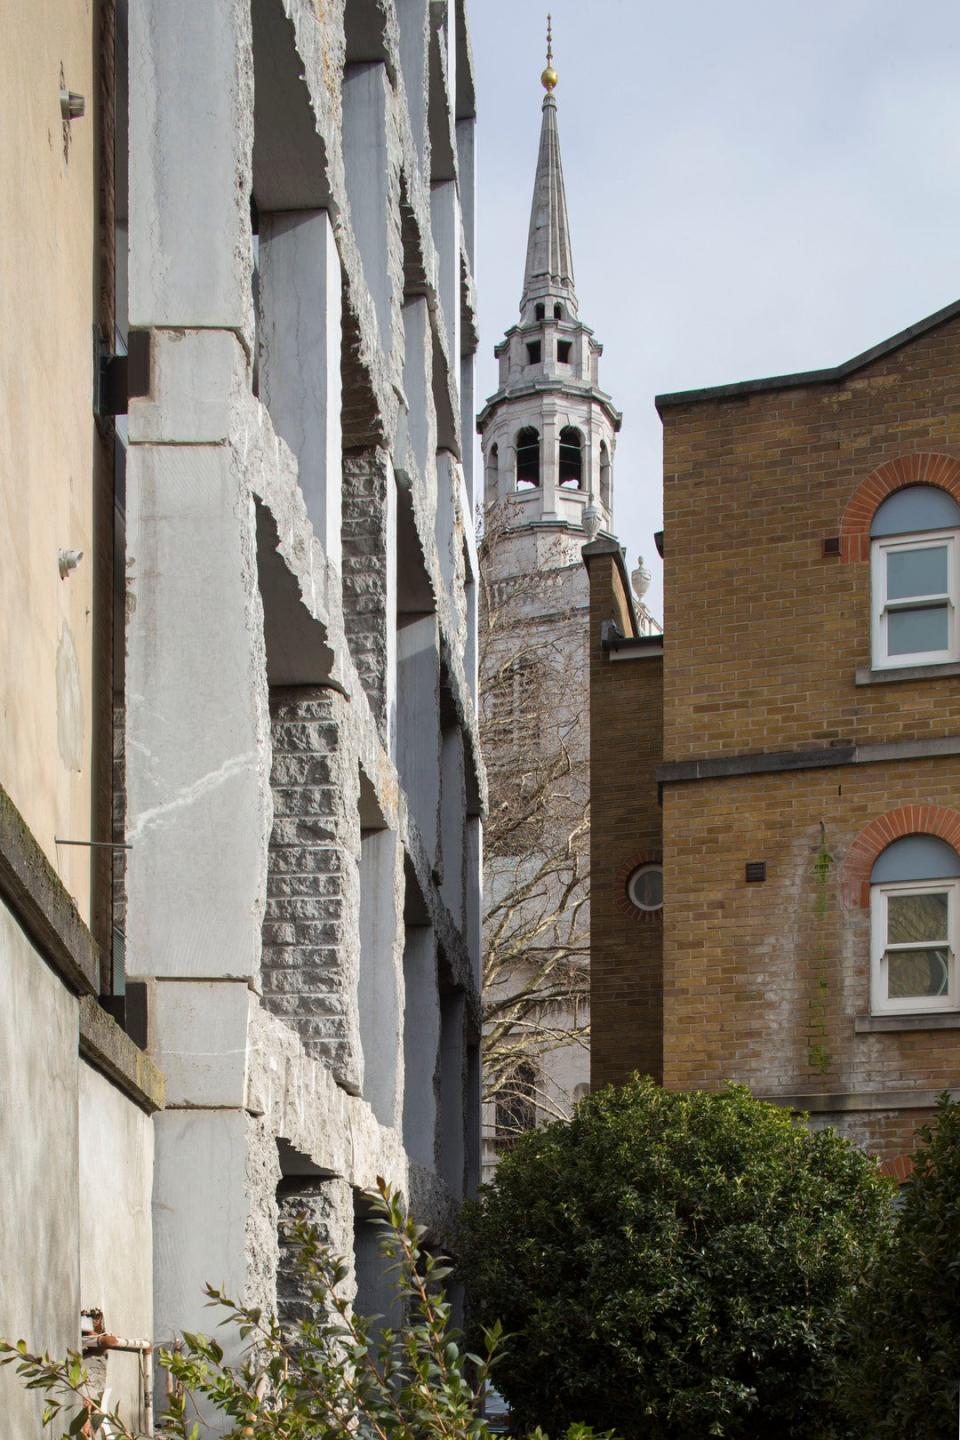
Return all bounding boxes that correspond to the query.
[479,501,590,1119]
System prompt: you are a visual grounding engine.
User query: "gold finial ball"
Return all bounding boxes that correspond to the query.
[541,65,558,92]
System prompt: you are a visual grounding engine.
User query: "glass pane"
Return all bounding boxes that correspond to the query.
[629,867,663,910]
[888,891,948,943]
[887,545,948,600]
[887,948,950,999]
[888,604,948,656]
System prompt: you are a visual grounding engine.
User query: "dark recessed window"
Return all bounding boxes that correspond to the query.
[554,303,563,320]
[534,303,545,321]
[627,864,663,913]
[557,340,572,364]
[496,1060,538,1139]
[516,426,540,489]
[526,341,542,365]
[558,426,583,488]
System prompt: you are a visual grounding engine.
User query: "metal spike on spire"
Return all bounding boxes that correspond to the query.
[524,16,576,315]
[541,14,558,92]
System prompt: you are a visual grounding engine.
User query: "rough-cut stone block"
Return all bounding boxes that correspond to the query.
[125,444,270,982]
[129,0,253,335]
[153,979,251,1107]
[129,329,247,444]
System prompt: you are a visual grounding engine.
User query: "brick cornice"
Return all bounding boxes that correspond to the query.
[839,452,960,561]
[842,803,960,907]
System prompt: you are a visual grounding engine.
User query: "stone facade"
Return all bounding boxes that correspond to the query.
[587,302,960,1167]
[126,0,482,1380]
[476,66,631,1176]
[2,0,481,1430]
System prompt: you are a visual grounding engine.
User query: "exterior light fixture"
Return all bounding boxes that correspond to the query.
[60,89,85,120]
[58,548,83,579]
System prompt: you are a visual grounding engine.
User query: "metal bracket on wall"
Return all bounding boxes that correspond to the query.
[93,327,151,418]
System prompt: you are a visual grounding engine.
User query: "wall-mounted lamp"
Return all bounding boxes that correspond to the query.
[58,548,83,579]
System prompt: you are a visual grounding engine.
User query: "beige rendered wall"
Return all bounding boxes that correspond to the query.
[0,0,102,922]
[78,1063,155,1423]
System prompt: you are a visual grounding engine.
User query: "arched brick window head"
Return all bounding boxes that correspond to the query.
[839,453,960,562]
[843,806,960,908]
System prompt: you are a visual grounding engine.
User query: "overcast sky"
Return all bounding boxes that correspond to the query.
[470,0,960,621]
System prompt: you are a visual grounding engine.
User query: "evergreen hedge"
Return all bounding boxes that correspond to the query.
[841,1094,960,1438]
[459,1078,893,1439]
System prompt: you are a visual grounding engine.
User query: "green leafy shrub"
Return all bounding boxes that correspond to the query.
[2,1179,502,1439]
[841,1094,960,1438]
[1,1178,616,1440]
[459,1078,893,1440]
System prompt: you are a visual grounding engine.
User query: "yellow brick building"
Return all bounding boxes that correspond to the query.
[586,301,960,1169]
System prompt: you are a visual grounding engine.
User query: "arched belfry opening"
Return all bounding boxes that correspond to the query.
[516,427,540,489]
[485,442,499,496]
[558,426,583,489]
[599,440,612,511]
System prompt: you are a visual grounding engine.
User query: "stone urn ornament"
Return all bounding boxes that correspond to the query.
[632,554,651,602]
[582,504,601,541]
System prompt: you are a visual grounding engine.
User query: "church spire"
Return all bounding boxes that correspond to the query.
[521,16,577,319]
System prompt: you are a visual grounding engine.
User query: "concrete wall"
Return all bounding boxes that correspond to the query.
[403,924,440,1166]
[78,1065,155,1419]
[0,903,79,1434]
[0,894,157,1431]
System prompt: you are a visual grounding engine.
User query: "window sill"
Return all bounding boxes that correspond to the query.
[855,1012,960,1033]
[855,660,960,685]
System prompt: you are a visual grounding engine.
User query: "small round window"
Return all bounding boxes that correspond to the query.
[627,863,663,913]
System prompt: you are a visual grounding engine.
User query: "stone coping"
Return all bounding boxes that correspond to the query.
[659,734,960,785]
[0,780,100,996]
[79,996,165,1114]
[761,1088,960,1114]
[656,295,960,410]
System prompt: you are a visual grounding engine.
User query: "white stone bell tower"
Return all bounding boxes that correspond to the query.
[477,22,621,541]
[477,23,624,1177]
